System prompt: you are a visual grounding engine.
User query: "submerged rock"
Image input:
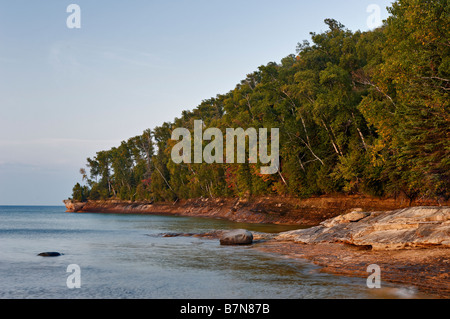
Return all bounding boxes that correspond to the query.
[276,206,450,251]
[220,229,253,246]
[158,230,226,239]
[38,252,63,257]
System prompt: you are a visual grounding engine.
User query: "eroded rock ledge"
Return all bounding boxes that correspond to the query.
[63,195,448,226]
[276,206,450,251]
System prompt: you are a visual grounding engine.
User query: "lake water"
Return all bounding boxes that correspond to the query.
[0,206,431,299]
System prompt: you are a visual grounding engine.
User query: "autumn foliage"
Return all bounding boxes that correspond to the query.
[72,0,449,204]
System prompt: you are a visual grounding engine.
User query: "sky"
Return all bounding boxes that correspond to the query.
[0,0,393,205]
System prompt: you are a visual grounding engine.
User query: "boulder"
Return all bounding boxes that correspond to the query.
[220,229,253,246]
[38,252,63,257]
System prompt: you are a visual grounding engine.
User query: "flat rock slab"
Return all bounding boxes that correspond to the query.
[276,206,450,251]
[220,229,253,246]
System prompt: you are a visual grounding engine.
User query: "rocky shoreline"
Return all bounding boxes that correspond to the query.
[63,197,450,298]
[256,241,449,298]
[63,195,446,226]
[259,206,450,298]
[155,207,450,298]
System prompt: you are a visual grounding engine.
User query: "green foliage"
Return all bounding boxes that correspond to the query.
[72,183,88,202]
[359,0,450,201]
[71,1,449,203]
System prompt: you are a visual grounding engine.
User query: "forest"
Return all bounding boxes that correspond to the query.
[71,0,449,205]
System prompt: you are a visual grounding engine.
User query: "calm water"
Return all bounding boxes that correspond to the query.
[0,206,431,299]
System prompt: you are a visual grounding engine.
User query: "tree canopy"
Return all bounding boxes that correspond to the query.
[71,0,449,204]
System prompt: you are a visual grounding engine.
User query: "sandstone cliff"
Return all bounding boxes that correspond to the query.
[63,195,446,226]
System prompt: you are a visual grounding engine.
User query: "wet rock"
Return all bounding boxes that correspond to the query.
[38,252,63,257]
[161,232,195,238]
[276,206,450,251]
[220,229,253,246]
[159,230,226,239]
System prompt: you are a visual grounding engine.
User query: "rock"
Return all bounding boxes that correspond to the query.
[161,233,188,238]
[320,211,371,228]
[160,230,226,239]
[38,252,63,257]
[63,200,86,212]
[220,229,253,246]
[276,206,450,251]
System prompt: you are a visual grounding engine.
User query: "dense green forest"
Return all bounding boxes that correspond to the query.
[71,0,449,204]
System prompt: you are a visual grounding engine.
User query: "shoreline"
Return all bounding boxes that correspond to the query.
[63,196,450,298]
[63,195,447,226]
[155,230,450,298]
[255,241,450,298]
[256,206,450,298]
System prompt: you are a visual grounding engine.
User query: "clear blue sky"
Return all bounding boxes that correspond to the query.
[0,0,393,205]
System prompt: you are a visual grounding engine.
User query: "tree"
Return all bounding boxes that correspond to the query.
[69,1,448,203]
[72,183,88,202]
[359,0,450,201]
